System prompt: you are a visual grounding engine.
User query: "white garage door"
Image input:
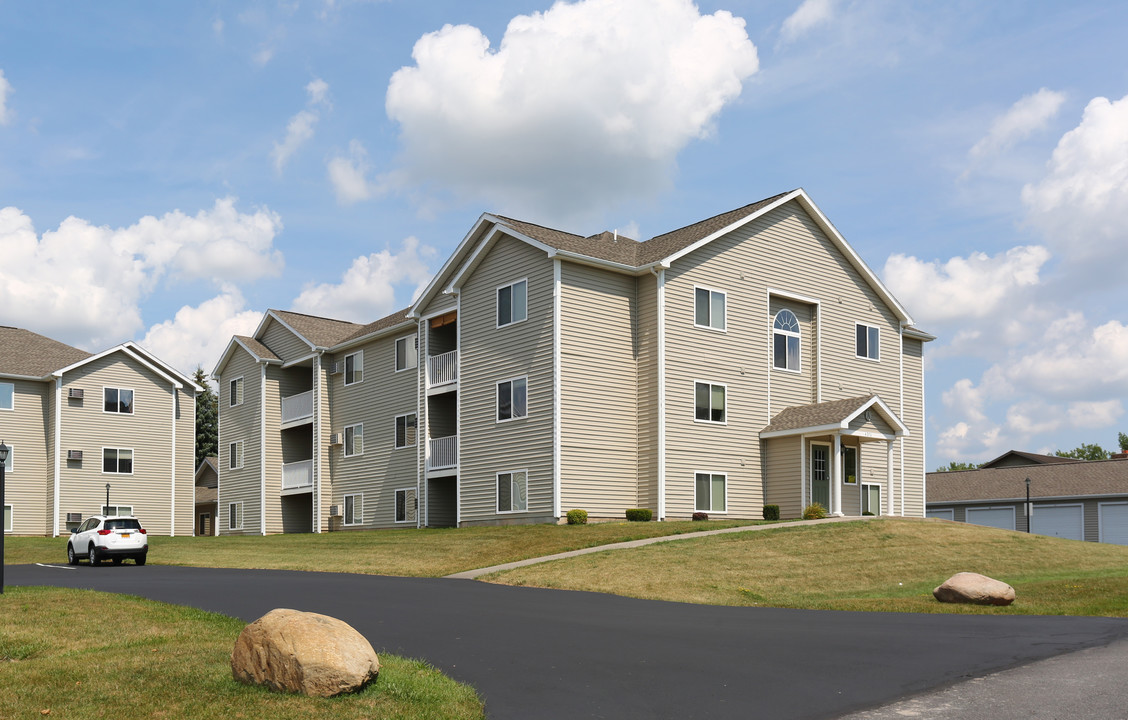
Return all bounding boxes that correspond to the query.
[1100,503,1128,545]
[1031,504,1083,541]
[966,506,1015,530]
[927,508,954,520]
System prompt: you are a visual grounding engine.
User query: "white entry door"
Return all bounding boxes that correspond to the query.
[1100,503,1128,545]
[966,506,1015,530]
[1031,504,1084,541]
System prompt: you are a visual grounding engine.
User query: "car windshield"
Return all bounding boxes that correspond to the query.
[105,519,141,530]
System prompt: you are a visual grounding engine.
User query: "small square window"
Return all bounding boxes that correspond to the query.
[694,382,726,423]
[344,424,364,457]
[0,382,13,411]
[103,448,133,474]
[695,472,727,513]
[856,323,880,361]
[104,387,134,414]
[395,413,417,448]
[344,352,363,385]
[497,280,528,327]
[497,471,528,512]
[497,377,528,421]
[694,287,726,331]
[395,336,418,371]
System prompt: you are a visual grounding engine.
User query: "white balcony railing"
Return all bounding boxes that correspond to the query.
[282,459,313,490]
[281,390,314,425]
[428,435,458,471]
[427,350,458,388]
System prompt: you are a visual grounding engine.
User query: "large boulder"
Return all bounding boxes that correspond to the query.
[933,572,1015,606]
[231,608,380,697]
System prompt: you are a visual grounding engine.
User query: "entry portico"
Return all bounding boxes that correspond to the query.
[761,395,908,517]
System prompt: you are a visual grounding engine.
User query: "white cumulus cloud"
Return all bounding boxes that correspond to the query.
[969,88,1065,160]
[291,237,435,323]
[328,140,384,204]
[780,0,835,44]
[384,0,759,221]
[272,78,331,172]
[0,69,12,125]
[140,289,264,378]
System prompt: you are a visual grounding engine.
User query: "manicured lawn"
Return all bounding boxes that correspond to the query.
[0,586,483,720]
[484,518,1128,616]
[3,519,762,576]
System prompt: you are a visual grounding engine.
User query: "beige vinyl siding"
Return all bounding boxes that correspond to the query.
[458,234,554,524]
[56,353,180,535]
[1,379,51,534]
[768,297,815,412]
[901,337,925,516]
[559,262,638,517]
[218,349,262,534]
[261,317,312,363]
[326,333,418,529]
[762,436,802,519]
[636,272,659,510]
[174,387,196,536]
[417,290,458,319]
[316,358,332,532]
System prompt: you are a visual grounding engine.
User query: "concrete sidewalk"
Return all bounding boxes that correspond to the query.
[444,514,871,579]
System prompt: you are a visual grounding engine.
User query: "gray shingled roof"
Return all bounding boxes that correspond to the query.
[494,190,793,269]
[928,459,1128,503]
[234,335,281,362]
[762,395,874,434]
[0,326,92,378]
[271,310,362,349]
[336,307,414,346]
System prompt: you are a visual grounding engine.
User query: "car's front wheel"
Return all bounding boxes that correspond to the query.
[67,544,77,565]
[88,545,100,566]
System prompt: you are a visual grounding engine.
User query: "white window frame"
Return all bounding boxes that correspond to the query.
[102,386,135,415]
[694,472,728,513]
[496,376,529,422]
[0,381,13,411]
[228,440,244,470]
[496,278,528,328]
[229,376,244,407]
[394,335,418,372]
[344,423,364,457]
[4,503,12,533]
[693,285,727,332]
[842,445,858,484]
[228,501,244,531]
[102,447,134,475]
[496,470,529,513]
[773,309,802,373]
[343,493,363,526]
[1,444,12,473]
[861,483,881,515]
[395,488,414,523]
[693,381,727,424]
[101,505,134,517]
[344,351,364,386]
[855,322,880,362]
[395,413,417,449]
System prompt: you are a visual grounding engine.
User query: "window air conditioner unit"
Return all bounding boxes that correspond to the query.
[66,512,83,523]
[330,362,343,375]
[68,388,84,399]
[329,433,342,445]
[67,449,83,461]
[329,505,340,517]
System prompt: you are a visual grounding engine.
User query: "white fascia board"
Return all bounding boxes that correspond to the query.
[903,326,937,342]
[214,337,281,378]
[662,190,800,266]
[759,422,844,440]
[446,225,506,292]
[552,250,665,276]
[53,344,184,389]
[841,395,909,436]
[328,319,417,354]
[261,310,318,351]
[766,287,822,306]
[281,352,319,369]
[0,372,50,382]
[121,342,202,391]
[409,214,494,318]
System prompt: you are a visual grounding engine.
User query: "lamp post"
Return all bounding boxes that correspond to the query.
[105,483,111,515]
[1,441,9,594]
[1025,477,1031,533]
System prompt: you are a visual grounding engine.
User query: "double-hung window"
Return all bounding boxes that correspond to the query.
[855,323,880,361]
[773,309,801,371]
[497,377,528,421]
[395,413,417,448]
[694,287,726,331]
[344,424,363,457]
[497,470,528,512]
[102,505,133,516]
[694,382,726,423]
[229,377,243,407]
[695,472,727,513]
[0,382,13,411]
[395,488,416,523]
[103,448,133,474]
[104,387,134,414]
[343,494,362,525]
[497,280,528,327]
[228,441,244,470]
[228,502,243,531]
[344,351,363,385]
[395,336,417,372]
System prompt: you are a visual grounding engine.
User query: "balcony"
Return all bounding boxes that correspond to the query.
[427,350,458,390]
[427,435,458,473]
[282,459,313,492]
[281,390,313,427]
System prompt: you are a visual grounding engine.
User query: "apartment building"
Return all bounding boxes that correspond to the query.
[213,188,932,533]
[0,328,199,536]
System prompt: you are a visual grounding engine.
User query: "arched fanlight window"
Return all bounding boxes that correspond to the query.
[773,309,801,371]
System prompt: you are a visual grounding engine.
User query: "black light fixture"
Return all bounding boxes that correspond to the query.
[1025,477,1031,533]
[105,483,111,514]
[1,440,9,594]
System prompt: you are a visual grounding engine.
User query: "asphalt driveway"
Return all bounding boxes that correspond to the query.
[9,563,1128,719]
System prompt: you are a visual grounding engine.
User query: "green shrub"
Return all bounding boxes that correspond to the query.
[692,511,709,521]
[625,508,652,522]
[762,504,780,521]
[802,502,828,520]
[566,509,588,525]
[862,511,875,516]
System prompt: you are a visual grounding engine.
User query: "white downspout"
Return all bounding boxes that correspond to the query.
[260,363,267,536]
[553,259,562,520]
[170,386,176,536]
[650,267,666,520]
[53,376,62,537]
[886,440,895,516]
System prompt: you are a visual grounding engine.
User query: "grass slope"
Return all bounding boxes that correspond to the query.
[0,587,483,719]
[485,518,1128,615]
[3,520,761,576]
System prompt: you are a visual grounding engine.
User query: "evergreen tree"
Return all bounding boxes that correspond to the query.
[194,366,218,468]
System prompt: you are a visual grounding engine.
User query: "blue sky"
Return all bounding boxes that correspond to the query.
[2,0,1128,468]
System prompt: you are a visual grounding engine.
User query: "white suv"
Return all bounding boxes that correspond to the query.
[67,515,148,566]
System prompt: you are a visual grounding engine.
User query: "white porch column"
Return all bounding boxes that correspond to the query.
[886,440,895,516]
[832,434,843,516]
[799,437,807,511]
